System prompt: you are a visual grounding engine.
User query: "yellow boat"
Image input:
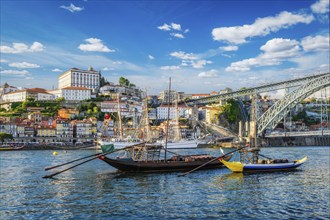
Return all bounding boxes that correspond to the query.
[219,156,307,173]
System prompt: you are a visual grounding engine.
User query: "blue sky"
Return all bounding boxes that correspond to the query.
[0,0,329,95]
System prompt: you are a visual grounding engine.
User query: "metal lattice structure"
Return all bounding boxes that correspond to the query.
[257,73,330,135]
[184,72,329,105]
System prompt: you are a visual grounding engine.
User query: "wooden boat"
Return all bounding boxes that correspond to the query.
[219,156,307,173]
[98,143,233,173]
[0,144,25,151]
[219,95,307,173]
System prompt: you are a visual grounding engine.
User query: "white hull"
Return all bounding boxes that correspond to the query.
[157,139,200,149]
[98,139,201,150]
[98,140,141,149]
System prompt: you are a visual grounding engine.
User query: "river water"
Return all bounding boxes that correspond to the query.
[0,146,329,219]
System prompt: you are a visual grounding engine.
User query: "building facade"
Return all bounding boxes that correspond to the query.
[58,67,100,93]
[48,86,91,101]
[1,88,55,103]
[156,105,188,120]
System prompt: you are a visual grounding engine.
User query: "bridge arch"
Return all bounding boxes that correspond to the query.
[257,73,330,135]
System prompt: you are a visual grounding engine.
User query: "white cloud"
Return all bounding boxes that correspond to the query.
[9,62,40,68]
[52,68,62,72]
[301,35,330,52]
[0,59,8,63]
[148,55,155,60]
[160,65,180,70]
[78,38,114,52]
[157,23,171,31]
[198,69,219,78]
[170,51,212,69]
[191,60,212,69]
[260,38,300,59]
[0,69,30,75]
[170,33,185,39]
[60,3,84,13]
[226,38,301,72]
[212,11,314,44]
[0,41,45,54]
[113,61,122,65]
[311,0,329,14]
[157,22,188,39]
[30,42,44,52]
[220,45,239,51]
[170,51,197,60]
[171,23,181,31]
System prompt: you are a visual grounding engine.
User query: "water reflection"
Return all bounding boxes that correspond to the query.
[214,173,244,190]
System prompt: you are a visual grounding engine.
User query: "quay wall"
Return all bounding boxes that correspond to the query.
[262,135,330,147]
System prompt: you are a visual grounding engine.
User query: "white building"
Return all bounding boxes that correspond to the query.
[0,83,19,101]
[1,88,55,103]
[156,105,188,120]
[58,67,100,92]
[101,101,143,117]
[48,86,91,101]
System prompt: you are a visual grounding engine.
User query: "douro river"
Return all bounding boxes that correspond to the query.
[1,146,329,219]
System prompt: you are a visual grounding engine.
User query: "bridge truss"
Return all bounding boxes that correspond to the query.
[185,72,329,105]
[257,73,330,135]
[185,72,330,137]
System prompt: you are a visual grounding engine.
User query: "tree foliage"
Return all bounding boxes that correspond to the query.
[100,75,109,87]
[222,99,240,123]
[119,77,135,87]
[0,132,13,143]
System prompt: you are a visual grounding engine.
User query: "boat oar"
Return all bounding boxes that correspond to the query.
[45,152,103,171]
[43,142,145,179]
[258,153,272,160]
[178,146,245,177]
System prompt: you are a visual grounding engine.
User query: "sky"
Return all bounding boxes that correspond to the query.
[0,0,329,95]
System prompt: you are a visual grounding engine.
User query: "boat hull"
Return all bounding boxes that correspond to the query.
[99,155,232,173]
[220,156,307,173]
[0,146,25,151]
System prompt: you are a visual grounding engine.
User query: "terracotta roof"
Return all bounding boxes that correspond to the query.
[4,88,52,95]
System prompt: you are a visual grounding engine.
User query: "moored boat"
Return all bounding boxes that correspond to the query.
[0,144,25,151]
[98,143,233,173]
[219,156,307,173]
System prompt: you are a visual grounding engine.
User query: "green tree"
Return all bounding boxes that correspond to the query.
[93,106,99,114]
[0,132,13,143]
[119,77,130,86]
[100,75,109,87]
[223,99,239,123]
[87,102,96,110]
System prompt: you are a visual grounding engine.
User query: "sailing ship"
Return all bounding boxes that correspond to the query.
[97,93,144,149]
[220,95,307,173]
[97,78,233,173]
[155,91,206,149]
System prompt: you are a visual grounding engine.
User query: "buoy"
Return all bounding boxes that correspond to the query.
[53,151,58,156]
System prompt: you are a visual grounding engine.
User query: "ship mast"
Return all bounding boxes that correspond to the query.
[174,92,181,142]
[164,77,171,162]
[144,91,151,142]
[117,93,123,140]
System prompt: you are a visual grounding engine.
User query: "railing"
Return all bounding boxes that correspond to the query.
[265,130,330,137]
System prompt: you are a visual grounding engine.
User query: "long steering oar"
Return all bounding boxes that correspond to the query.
[43,142,145,179]
[45,152,103,171]
[178,146,245,177]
